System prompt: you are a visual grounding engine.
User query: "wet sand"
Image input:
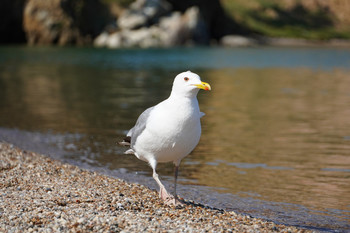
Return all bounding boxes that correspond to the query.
[0,142,310,232]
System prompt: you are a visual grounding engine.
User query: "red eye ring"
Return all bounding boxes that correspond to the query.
[184,77,189,81]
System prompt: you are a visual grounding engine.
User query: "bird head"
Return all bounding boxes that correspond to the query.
[171,71,211,98]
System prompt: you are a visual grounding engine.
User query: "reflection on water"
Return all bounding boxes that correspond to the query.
[198,68,350,211]
[0,47,350,231]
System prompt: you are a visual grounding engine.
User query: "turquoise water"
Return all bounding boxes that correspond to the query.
[0,46,350,231]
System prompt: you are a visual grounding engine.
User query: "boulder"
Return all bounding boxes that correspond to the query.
[118,0,172,30]
[94,5,207,48]
[124,27,162,47]
[24,0,76,45]
[94,32,110,47]
[159,6,206,46]
[106,33,123,48]
[23,0,113,45]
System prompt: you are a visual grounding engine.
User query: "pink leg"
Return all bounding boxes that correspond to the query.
[153,171,173,200]
[152,168,185,206]
[150,159,184,206]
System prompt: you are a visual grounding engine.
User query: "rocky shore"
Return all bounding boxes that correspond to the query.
[0,142,310,232]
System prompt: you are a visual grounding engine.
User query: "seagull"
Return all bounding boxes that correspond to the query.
[119,71,211,206]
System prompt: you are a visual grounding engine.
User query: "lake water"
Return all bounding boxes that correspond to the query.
[0,46,349,232]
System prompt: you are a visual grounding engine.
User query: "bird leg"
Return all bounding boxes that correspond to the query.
[152,170,173,201]
[172,165,184,206]
[174,165,178,198]
[152,168,183,206]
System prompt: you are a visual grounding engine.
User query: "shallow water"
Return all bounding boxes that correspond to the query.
[0,46,350,231]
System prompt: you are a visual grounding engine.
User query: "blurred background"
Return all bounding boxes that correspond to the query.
[1,0,350,46]
[1,0,350,232]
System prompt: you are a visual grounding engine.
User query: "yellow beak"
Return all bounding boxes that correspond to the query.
[194,82,211,91]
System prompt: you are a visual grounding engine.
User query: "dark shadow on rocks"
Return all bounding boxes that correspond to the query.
[60,0,114,40]
[0,0,27,44]
[166,0,252,41]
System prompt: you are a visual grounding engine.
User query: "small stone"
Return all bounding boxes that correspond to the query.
[77,217,85,224]
[117,203,124,209]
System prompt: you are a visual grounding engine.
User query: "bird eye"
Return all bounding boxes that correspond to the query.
[184,77,189,81]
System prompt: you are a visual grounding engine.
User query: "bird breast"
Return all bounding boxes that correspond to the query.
[133,99,202,163]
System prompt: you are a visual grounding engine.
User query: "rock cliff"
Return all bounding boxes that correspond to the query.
[94,0,243,48]
[23,0,113,45]
[1,0,240,47]
[3,0,349,47]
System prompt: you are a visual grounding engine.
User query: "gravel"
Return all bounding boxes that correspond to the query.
[0,142,311,232]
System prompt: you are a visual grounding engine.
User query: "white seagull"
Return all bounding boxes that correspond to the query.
[119,71,211,205]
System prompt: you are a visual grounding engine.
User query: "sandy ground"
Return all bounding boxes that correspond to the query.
[0,142,310,232]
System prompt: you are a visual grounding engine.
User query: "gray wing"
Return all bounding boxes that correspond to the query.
[129,106,154,148]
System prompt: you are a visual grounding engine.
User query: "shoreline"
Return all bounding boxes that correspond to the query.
[220,36,350,48]
[0,142,309,232]
[3,36,350,49]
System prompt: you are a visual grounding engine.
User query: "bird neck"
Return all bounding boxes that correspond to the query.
[167,93,200,112]
[169,88,199,99]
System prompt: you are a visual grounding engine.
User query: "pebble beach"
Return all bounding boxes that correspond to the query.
[0,142,310,232]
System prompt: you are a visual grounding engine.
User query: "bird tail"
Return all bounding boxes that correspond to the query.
[117,136,131,146]
[124,149,135,155]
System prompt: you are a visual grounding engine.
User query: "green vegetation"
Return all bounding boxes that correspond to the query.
[221,0,350,39]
